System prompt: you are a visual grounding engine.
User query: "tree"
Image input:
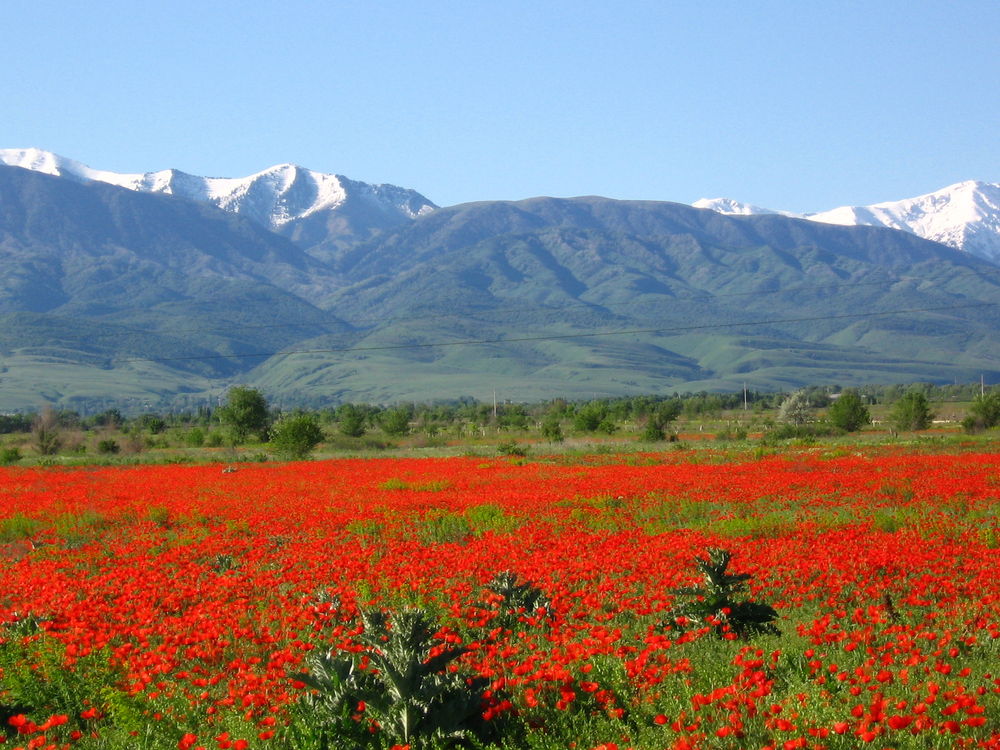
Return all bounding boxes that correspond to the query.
[217,387,270,444]
[32,405,62,456]
[827,389,870,432]
[270,413,324,459]
[572,401,608,432]
[336,404,367,438]
[963,390,1000,432]
[642,400,682,441]
[379,407,411,437]
[778,390,811,425]
[890,391,933,431]
[540,413,563,442]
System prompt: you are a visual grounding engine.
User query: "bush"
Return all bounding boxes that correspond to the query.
[337,404,367,437]
[540,414,563,442]
[379,407,411,437]
[890,390,933,431]
[0,446,21,464]
[827,389,871,432]
[270,413,324,459]
[96,439,120,455]
[497,440,527,457]
[963,390,1000,432]
[186,427,205,447]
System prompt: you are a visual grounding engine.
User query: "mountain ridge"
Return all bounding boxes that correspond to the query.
[1,156,999,410]
[696,180,1000,265]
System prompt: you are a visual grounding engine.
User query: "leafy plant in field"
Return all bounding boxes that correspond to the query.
[665,548,779,639]
[482,571,551,631]
[295,608,498,749]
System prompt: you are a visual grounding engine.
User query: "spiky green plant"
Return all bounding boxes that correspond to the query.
[666,548,780,639]
[295,608,498,749]
[483,571,550,631]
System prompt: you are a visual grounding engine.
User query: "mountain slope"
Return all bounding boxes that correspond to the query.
[1,163,999,409]
[695,181,1000,265]
[0,148,437,261]
[0,165,354,400]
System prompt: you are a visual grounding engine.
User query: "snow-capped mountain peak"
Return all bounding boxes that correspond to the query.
[692,197,791,217]
[0,148,437,229]
[693,180,1000,264]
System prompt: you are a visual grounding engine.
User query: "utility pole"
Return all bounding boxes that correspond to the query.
[493,389,497,419]
[982,374,986,397]
[743,382,748,411]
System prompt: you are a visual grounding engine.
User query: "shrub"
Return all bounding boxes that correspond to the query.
[540,414,563,442]
[32,406,61,456]
[270,413,324,459]
[890,390,933,431]
[827,388,871,432]
[0,446,21,464]
[963,390,1000,432]
[497,439,527,457]
[97,439,120,455]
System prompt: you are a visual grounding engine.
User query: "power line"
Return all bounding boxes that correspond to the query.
[114,301,998,365]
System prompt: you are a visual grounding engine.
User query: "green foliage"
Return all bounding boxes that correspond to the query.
[642,399,682,441]
[96,438,120,454]
[185,427,205,447]
[0,446,21,464]
[963,390,1000,432]
[465,503,517,536]
[32,405,62,456]
[497,439,528,457]
[337,403,367,437]
[827,388,870,432]
[294,608,498,748]
[0,513,43,544]
[666,548,780,639]
[572,401,608,432]
[270,413,324,459]
[379,407,412,437]
[540,414,564,442]
[482,571,551,631]
[416,509,472,545]
[217,386,270,444]
[890,390,934,431]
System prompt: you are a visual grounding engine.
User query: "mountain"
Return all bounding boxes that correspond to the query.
[0,148,437,262]
[0,165,355,408]
[1,156,999,410]
[695,181,1000,265]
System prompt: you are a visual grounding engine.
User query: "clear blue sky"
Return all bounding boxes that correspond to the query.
[4,0,997,212]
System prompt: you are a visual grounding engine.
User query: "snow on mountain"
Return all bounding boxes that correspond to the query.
[694,180,1000,265]
[0,147,437,229]
[692,197,791,217]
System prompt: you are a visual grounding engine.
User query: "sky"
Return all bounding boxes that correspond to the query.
[3,0,998,213]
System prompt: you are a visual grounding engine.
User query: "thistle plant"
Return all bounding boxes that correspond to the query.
[666,548,780,639]
[296,607,498,749]
[482,571,551,631]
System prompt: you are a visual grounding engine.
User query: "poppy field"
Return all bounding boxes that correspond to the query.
[1,446,999,749]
